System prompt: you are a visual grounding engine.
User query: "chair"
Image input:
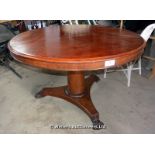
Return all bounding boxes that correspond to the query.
[61,20,97,25]
[103,22,155,87]
[61,20,78,25]
[143,31,155,79]
[17,20,61,32]
[0,23,22,78]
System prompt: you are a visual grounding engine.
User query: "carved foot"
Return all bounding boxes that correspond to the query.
[92,119,105,130]
[34,74,104,130]
[35,91,44,98]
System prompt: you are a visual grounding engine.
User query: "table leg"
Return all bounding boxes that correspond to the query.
[35,71,104,130]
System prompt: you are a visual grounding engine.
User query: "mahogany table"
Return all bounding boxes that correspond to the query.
[8,25,145,129]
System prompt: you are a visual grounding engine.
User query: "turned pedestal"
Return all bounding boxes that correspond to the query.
[35,72,104,130]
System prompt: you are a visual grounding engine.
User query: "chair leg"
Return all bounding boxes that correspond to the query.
[127,63,133,87]
[104,69,107,78]
[138,57,142,75]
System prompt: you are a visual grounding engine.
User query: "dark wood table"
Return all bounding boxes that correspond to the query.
[8,25,145,129]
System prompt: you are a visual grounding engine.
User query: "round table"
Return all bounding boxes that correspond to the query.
[8,25,145,129]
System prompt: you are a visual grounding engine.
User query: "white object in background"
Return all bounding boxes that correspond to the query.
[36,21,46,28]
[103,23,155,87]
[140,23,155,41]
[27,24,32,30]
[105,60,115,67]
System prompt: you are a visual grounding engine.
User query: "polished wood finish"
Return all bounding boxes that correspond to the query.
[68,71,85,96]
[35,73,103,129]
[8,25,145,129]
[8,25,145,71]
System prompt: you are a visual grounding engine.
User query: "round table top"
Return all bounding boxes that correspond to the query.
[8,25,145,71]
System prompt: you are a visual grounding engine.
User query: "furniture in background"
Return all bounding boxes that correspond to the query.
[125,23,155,85]
[0,21,22,78]
[103,20,136,87]
[8,25,145,129]
[16,20,61,32]
[120,20,124,29]
[103,21,155,87]
[143,30,155,79]
[61,20,97,25]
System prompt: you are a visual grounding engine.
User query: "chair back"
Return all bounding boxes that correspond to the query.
[140,23,155,41]
[61,20,97,25]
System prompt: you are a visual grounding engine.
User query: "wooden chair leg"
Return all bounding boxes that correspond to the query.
[149,64,155,79]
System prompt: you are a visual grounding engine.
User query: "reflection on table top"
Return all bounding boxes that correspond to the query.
[8,25,145,71]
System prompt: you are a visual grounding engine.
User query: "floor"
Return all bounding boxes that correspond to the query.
[0,61,155,134]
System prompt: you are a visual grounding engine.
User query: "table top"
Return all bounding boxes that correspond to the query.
[8,25,145,71]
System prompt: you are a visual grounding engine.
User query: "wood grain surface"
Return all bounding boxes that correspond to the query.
[8,25,145,71]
